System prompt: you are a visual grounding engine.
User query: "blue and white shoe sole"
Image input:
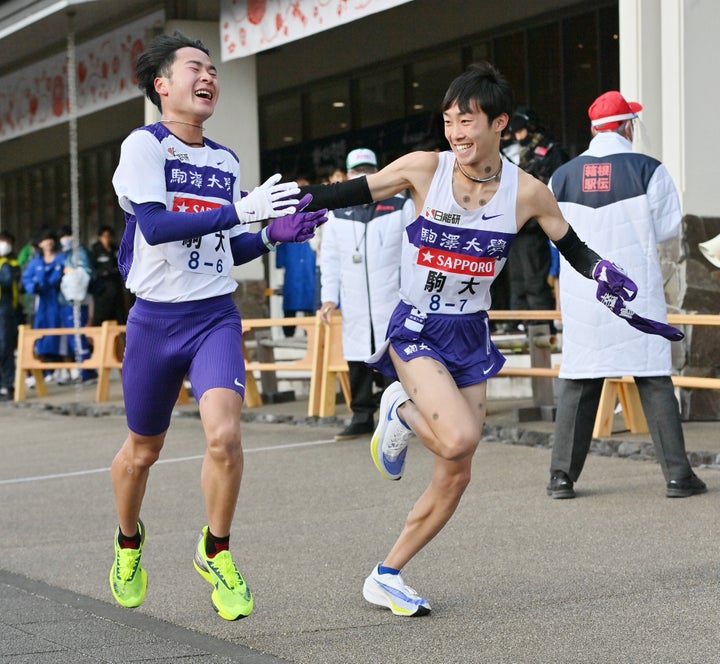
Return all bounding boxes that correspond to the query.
[370,403,406,480]
[362,577,431,616]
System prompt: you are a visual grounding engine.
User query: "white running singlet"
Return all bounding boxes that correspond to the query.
[399,151,518,315]
[113,123,245,302]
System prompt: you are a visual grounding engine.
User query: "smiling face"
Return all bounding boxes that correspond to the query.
[443,100,507,166]
[154,46,219,122]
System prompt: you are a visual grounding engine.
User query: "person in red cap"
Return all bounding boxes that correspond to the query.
[546,90,706,500]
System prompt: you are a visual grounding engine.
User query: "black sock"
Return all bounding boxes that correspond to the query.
[205,529,230,558]
[118,527,141,549]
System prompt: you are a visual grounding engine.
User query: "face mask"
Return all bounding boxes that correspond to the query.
[0,241,11,257]
[60,237,73,252]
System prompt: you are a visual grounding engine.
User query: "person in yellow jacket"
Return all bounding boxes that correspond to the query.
[0,230,20,399]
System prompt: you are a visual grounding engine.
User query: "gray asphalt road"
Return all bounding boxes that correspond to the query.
[1,400,718,663]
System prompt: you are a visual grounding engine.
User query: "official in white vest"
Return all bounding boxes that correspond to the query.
[320,148,414,440]
[547,91,706,499]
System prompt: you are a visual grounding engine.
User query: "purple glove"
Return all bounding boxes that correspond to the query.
[593,259,638,301]
[596,282,684,341]
[266,195,328,244]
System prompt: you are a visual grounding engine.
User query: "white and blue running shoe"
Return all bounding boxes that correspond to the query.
[371,381,412,480]
[362,563,431,616]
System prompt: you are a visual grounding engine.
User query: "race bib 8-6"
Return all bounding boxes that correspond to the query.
[163,196,233,276]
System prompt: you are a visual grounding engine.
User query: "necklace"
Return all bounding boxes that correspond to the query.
[161,119,205,147]
[455,156,503,183]
[161,119,205,131]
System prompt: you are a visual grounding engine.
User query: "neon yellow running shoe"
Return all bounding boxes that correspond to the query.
[193,526,253,620]
[109,519,147,608]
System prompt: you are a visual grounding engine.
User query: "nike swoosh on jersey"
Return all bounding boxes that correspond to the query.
[481,213,502,220]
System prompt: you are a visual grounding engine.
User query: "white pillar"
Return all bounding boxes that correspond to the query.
[619,0,718,215]
[618,0,664,160]
[658,0,684,198]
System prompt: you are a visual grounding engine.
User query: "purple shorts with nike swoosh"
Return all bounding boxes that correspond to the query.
[122,294,246,436]
[367,300,506,387]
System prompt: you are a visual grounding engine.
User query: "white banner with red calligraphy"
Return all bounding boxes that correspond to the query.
[220,0,413,61]
[0,10,164,143]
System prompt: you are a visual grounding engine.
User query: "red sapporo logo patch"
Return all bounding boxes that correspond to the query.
[172,197,222,213]
[417,246,495,276]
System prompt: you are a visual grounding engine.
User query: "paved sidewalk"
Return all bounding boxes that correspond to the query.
[1,383,718,663]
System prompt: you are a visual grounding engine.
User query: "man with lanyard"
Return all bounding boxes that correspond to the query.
[320,148,413,440]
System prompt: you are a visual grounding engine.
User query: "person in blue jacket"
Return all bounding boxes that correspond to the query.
[21,227,64,361]
[276,239,316,337]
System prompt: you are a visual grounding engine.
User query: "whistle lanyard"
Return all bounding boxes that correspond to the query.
[351,222,367,263]
[350,203,377,263]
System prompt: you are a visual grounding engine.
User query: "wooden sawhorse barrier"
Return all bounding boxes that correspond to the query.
[486,310,720,437]
[241,312,350,417]
[14,321,113,402]
[14,320,189,404]
[592,313,720,436]
[241,315,322,410]
[16,310,716,430]
[317,313,351,417]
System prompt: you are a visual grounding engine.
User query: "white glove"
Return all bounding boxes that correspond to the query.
[234,174,300,223]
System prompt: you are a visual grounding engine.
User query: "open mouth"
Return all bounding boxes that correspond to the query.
[195,89,213,100]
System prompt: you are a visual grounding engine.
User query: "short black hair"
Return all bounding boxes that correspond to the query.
[442,62,513,124]
[0,229,14,243]
[135,32,210,111]
[509,106,541,134]
[35,226,57,244]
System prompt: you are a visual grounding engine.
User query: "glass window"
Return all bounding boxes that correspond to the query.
[562,12,599,156]
[307,81,350,140]
[261,94,303,150]
[598,6,620,92]
[527,22,563,142]
[408,50,463,115]
[357,66,404,128]
[493,32,526,107]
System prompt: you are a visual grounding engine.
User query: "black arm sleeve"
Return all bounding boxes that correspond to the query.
[299,176,373,211]
[554,225,602,279]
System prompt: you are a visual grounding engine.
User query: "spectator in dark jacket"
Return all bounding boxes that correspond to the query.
[90,225,128,324]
